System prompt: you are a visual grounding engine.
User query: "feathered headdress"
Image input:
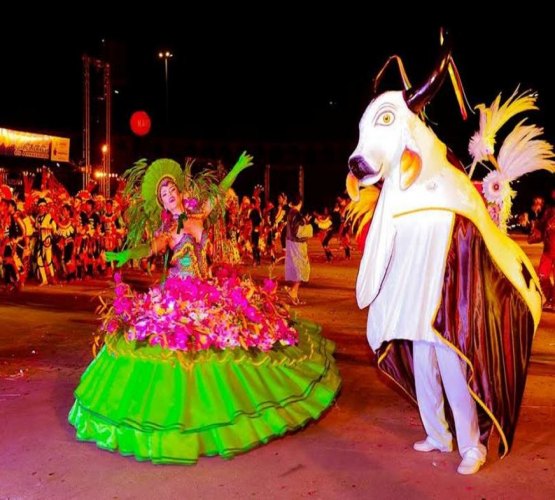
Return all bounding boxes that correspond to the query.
[122,157,226,248]
[468,88,538,178]
[122,158,179,248]
[469,88,555,231]
[141,158,185,215]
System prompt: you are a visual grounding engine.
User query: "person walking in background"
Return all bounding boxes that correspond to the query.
[249,196,262,266]
[274,192,289,258]
[529,188,555,311]
[314,207,333,261]
[284,193,312,305]
[529,196,545,234]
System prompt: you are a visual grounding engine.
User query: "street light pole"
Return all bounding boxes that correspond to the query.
[158,50,173,127]
[101,144,108,197]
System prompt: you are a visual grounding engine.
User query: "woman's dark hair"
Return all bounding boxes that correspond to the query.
[291,193,303,206]
[63,203,74,216]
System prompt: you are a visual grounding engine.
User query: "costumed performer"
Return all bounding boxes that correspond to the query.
[68,152,341,464]
[347,33,542,475]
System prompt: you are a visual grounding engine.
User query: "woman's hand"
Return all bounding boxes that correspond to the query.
[219,151,254,192]
[233,151,254,172]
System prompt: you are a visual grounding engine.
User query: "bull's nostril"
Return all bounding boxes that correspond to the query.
[349,156,371,179]
[348,156,362,170]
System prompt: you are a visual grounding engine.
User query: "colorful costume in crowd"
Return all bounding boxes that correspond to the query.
[53,204,76,279]
[530,193,555,310]
[1,199,26,288]
[68,155,340,464]
[35,198,57,285]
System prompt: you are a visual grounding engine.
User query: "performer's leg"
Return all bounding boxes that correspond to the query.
[434,343,486,461]
[550,257,555,306]
[251,231,261,265]
[36,252,48,285]
[538,253,553,309]
[341,228,351,259]
[280,227,287,255]
[413,341,453,450]
[322,231,333,261]
[45,246,55,280]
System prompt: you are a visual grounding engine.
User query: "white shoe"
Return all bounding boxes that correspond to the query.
[413,438,452,453]
[457,449,485,475]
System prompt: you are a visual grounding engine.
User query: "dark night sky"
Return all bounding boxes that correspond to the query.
[1,8,554,203]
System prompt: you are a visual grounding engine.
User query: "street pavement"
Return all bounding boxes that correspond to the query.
[1,236,554,499]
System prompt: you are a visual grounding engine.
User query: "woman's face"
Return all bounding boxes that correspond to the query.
[160,181,182,213]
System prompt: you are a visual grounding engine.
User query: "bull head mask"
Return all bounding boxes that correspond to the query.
[347,30,467,200]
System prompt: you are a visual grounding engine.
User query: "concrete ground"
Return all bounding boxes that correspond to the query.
[1,236,554,499]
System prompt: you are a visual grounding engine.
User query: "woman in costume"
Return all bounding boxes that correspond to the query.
[68,152,340,465]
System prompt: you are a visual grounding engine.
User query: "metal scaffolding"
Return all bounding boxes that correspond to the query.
[82,55,111,197]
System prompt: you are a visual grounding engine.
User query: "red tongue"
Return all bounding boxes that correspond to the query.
[346,172,360,201]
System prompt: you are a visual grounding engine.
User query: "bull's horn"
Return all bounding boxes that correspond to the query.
[404,31,452,114]
[373,55,412,95]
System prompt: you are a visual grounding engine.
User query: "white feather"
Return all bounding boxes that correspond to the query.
[468,88,538,174]
[497,121,555,180]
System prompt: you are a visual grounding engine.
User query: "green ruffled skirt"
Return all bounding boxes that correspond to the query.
[68,319,341,464]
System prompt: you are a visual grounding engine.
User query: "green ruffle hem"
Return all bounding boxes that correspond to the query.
[68,319,341,464]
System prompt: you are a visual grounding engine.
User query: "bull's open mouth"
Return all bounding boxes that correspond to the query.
[359,172,381,186]
[346,170,382,201]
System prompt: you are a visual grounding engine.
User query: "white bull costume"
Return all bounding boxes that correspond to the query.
[348,38,542,472]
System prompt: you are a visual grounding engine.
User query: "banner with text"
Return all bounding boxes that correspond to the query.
[0,128,70,162]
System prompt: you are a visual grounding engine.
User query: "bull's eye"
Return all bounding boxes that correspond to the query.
[376,111,394,126]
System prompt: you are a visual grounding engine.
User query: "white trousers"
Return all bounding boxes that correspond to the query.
[413,341,487,459]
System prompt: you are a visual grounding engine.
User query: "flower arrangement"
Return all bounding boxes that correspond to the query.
[98,268,298,353]
[183,197,200,212]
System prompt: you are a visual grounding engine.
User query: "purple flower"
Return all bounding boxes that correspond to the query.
[183,197,200,212]
[244,305,262,322]
[160,209,172,226]
[262,278,277,293]
[230,288,248,308]
[105,319,119,333]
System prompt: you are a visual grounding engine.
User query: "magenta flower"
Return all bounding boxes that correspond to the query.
[487,203,501,224]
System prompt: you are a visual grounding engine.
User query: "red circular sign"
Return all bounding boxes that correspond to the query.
[130,111,151,136]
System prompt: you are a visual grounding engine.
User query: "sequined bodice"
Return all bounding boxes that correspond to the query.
[169,231,210,279]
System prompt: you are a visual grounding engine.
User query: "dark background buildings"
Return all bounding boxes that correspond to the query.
[1,9,553,209]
